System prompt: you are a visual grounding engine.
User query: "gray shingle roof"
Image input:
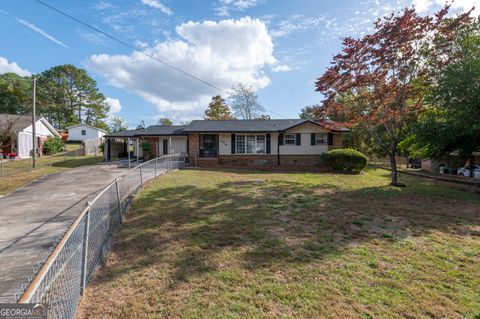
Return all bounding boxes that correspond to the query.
[0,114,34,132]
[105,120,349,138]
[141,125,187,136]
[105,125,187,138]
[183,119,309,132]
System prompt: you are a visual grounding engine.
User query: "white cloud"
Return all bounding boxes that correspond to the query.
[0,57,31,76]
[215,0,264,17]
[105,97,122,114]
[85,17,276,121]
[272,64,291,72]
[412,0,478,14]
[271,15,327,39]
[140,0,172,15]
[94,1,114,10]
[16,18,69,48]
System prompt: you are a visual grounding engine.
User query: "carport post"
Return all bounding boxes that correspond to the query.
[80,203,91,295]
[136,139,139,165]
[115,179,123,223]
[127,138,131,169]
[155,158,157,177]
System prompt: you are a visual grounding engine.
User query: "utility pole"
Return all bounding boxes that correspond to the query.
[32,77,37,169]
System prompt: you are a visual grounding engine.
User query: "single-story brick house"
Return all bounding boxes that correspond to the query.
[104,119,349,167]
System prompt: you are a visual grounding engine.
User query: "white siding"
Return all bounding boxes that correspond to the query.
[19,119,57,158]
[158,136,188,155]
[280,123,329,155]
[23,120,56,138]
[217,122,330,156]
[68,125,105,141]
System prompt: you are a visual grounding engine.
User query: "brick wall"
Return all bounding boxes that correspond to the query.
[195,155,324,167]
[188,134,200,165]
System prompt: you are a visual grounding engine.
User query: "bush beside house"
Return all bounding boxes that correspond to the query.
[43,137,64,155]
[321,149,368,172]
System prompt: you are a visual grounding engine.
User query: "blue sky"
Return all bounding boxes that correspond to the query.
[0,0,477,128]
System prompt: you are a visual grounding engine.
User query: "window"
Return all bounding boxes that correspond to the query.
[284,134,296,145]
[81,130,86,136]
[236,135,246,154]
[236,134,266,154]
[315,133,327,145]
[256,135,266,154]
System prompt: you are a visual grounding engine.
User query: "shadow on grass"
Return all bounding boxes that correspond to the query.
[51,156,104,168]
[93,170,480,289]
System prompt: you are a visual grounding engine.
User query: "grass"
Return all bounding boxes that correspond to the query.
[0,155,104,195]
[78,168,480,319]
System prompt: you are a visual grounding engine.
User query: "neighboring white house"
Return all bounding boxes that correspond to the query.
[0,114,60,158]
[67,124,106,141]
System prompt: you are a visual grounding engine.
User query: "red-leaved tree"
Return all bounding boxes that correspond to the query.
[315,5,472,186]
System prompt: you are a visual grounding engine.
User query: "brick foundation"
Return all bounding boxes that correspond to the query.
[195,155,325,167]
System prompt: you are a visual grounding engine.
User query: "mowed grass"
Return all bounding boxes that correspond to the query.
[0,155,103,194]
[78,168,480,319]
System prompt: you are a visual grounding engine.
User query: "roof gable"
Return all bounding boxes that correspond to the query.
[67,123,107,133]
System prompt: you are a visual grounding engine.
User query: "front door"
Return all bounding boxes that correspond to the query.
[163,139,168,155]
[200,134,218,158]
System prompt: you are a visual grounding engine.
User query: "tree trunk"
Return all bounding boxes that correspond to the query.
[389,152,399,186]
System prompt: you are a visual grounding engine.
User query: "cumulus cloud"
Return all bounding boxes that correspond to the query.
[0,57,31,76]
[140,0,172,15]
[85,17,276,121]
[105,97,122,114]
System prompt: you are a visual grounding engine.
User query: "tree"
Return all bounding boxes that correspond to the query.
[204,95,235,120]
[299,106,317,120]
[158,118,173,125]
[315,6,471,186]
[229,84,265,120]
[109,116,128,133]
[38,64,108,129]
[401,17,480,166]
[0,73,32,115]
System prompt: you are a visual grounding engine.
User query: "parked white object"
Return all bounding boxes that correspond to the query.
[457,165,480,178]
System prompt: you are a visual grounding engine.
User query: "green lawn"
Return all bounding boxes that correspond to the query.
[78,168,480,319]
[0,155,104,195]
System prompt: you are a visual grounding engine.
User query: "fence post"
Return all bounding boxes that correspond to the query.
[0,156,3,177]
[80,203,91,295]
[155,158,157,177]
[139,165,143,187]
[64,151,66,161]
[115,179,123,224]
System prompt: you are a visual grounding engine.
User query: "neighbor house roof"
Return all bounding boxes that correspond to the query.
[67,123,107,133]
[183,119,349,133]
[0,114,60,137]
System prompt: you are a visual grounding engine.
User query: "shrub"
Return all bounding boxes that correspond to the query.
[140,141,152,159]
[43,137,65,155]
[321,148,368,172]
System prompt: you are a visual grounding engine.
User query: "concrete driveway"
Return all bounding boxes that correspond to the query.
[0,163,129,302]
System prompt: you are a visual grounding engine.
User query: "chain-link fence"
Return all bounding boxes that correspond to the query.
[17,154,186,318]
[0,147,94,177]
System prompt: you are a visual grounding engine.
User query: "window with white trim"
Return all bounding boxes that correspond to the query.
[284,134,296,145]
[315,133,327,145]
[236,134,266,154]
